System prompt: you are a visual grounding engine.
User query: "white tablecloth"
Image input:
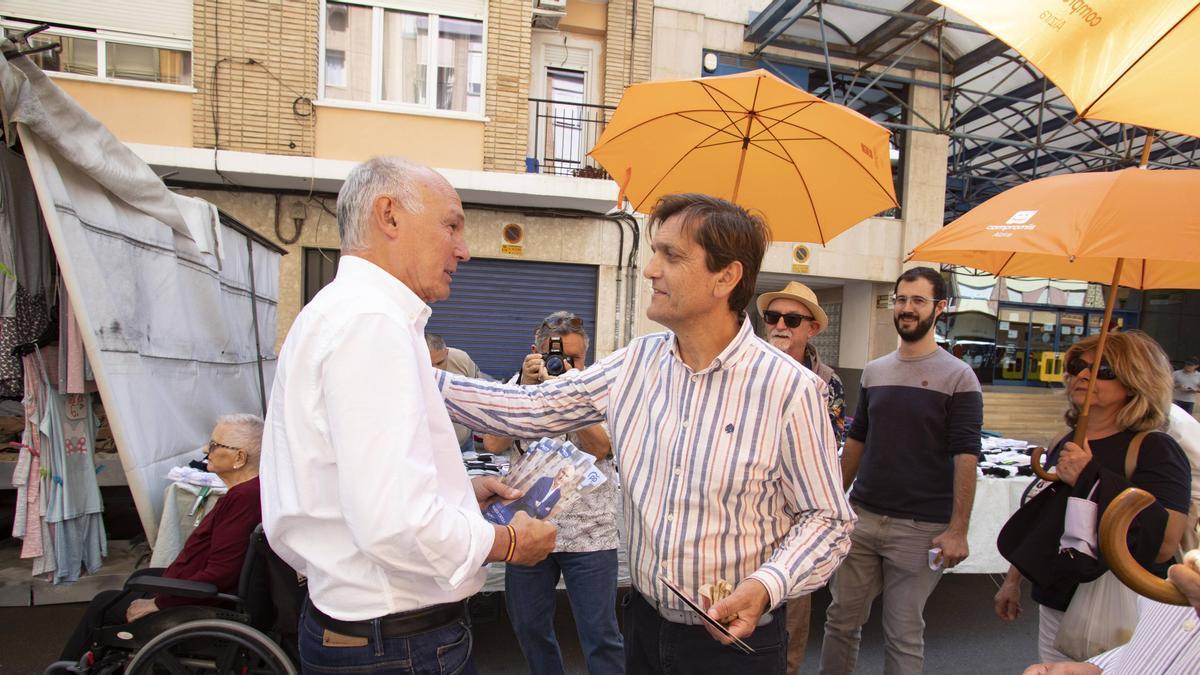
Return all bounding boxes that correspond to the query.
[951,475,1032,574]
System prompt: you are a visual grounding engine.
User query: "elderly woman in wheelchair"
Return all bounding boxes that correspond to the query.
[52,414,273,672]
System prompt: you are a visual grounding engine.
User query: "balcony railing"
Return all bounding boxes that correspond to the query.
[527,98,616,179]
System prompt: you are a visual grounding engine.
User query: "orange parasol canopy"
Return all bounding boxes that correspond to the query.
[588,69,897,243]
[935,0,1200,138]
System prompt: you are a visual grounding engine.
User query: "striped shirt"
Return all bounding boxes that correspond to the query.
[438,318,855,611]
[1088,597,1200,673]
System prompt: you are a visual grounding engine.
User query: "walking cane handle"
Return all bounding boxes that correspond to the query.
[1099,487,1189,606]
[1029,446,1058,482]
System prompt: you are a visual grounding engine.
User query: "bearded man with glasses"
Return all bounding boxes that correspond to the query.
[819,266,983,675]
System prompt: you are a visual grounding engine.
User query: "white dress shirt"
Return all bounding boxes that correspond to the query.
[261,256,494,621]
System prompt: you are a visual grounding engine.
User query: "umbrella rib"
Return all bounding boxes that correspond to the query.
[741,139,796,164]
[676,113,748,141]
[995,251,1017,277]
[696,82,749,134]
[591,109,747,149]
[631,124,741,212]
[750,102,821,140]
[761,115,898,209]
[1079,4,1200,120]
[755,120,825,243]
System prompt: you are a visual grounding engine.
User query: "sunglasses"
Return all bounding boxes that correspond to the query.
[763,310,815,328]
[541,313,584,330]
[1066,357,1118,381]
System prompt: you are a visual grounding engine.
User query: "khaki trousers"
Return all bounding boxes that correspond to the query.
[818,507,946,675]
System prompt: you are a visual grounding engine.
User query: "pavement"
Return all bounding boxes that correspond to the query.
[2,573,1041,674]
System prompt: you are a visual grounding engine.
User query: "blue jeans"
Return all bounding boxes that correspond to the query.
[299,601,476,674]
[505,549,624,675]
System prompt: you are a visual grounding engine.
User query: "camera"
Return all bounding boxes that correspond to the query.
[542,336,574,376]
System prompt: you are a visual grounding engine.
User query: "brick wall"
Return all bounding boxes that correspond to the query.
[192,0,318,156]
[483,0,533,172]
[603,0,652,108]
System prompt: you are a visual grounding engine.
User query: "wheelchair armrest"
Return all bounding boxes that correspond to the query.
[125,567,167,583]
[125,576,220,598]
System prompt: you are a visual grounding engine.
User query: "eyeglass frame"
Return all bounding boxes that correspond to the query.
[1065,357,1119,381]
[205,439,243,456]
[891,294,944,310]
[540,313,584,331]
[762,310,815,328]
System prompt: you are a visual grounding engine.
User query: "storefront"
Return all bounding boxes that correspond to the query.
[943,271,1142,387]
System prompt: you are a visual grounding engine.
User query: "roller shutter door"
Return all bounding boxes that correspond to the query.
[426,258,599,380]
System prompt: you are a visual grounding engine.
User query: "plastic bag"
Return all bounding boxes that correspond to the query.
[1054,570,1138,661]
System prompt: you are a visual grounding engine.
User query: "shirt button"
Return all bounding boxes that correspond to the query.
[660,561,669,570]
[666,514,674,522]
[681,420,689,429]
[673,468,682,476]
[1185,619,1197,632]
[690,375,698,382]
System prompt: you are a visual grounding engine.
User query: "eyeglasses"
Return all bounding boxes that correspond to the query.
[206,440,242,456]
[1066,357,1118,381]
[891,294,941,309]
[541,313,583,331]
[762,310,815,328]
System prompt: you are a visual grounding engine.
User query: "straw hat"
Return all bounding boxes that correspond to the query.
[755,281,828,332]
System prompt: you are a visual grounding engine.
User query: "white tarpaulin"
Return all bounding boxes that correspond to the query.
[0,50,280,541]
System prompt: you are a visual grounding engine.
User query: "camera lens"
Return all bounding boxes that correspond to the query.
[545,355,566,376]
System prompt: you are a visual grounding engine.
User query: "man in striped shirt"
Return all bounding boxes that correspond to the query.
[438,194,855,673]
[1022,563,1200,674]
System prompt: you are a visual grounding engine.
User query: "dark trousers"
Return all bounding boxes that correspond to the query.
[60,589,144,660]
[623,591,788,675]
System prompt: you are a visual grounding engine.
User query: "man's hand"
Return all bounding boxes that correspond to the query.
[703,578,770,644]
[1168,562,1200,617]
[472,476,522,511]
[126,598,160,623]
[1055,440,1093,487]
[520,351,548,385]
[994,577,1023,622]
[507,512,556,565]
[1021,662,1101,675]
[931,527,969,568]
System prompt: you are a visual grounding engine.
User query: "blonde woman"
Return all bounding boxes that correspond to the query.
[995,331,1191,663]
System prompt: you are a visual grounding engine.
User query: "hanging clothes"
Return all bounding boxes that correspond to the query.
[56,284,96,394]
[29,347,105,582]
[13,350,56,576]
[0,286,50,398]
[0,146,55,317]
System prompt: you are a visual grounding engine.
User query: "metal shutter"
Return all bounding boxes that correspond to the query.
[3,1,193,41]
[426,258,599,379]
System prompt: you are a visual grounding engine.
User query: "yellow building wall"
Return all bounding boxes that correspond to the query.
[53,79,192,147]
[314,107,485,169]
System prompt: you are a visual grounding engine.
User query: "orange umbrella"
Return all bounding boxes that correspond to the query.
[910,167,1200,605]
[588,69,897,243]
[935,0,1200,138]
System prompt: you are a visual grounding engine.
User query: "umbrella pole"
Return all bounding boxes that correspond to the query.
[1073,257,1125,446]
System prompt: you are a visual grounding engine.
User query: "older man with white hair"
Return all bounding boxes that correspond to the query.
[260,156,557,672]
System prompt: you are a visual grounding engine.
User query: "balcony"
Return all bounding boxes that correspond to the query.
[526,98,616,179]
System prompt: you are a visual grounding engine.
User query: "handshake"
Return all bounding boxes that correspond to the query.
[473,475,558,565]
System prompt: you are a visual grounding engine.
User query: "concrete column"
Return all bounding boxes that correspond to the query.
[899,70,950,267]
[839,281,874,370]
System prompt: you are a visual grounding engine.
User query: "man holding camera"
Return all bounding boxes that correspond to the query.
[483,311,624,675]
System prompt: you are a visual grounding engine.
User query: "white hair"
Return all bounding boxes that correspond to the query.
[336,156,430,253]
[216,413,265,466]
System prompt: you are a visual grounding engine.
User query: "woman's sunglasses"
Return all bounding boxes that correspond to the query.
[762,310,814,329]
[1065,357,1118,381]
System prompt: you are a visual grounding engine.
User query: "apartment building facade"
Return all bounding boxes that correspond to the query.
[3,0,950,389]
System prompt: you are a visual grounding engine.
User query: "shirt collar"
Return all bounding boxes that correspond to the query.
[669,315,757,375]
[336,255,431,324]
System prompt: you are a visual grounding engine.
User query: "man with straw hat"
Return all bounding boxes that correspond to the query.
[757,281,846,675]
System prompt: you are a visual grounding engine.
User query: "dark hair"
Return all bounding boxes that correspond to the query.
[1186,356,1200,367]
[894,266,947,301]
[648,194,770,314]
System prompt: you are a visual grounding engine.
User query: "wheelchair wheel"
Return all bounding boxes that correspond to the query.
[124,619,296,675]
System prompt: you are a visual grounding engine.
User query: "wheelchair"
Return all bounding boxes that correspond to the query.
[45,524,304,675]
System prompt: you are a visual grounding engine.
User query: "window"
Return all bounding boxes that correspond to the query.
[322,1,483,114]
[2,21,191,87]
[303,248,341,305]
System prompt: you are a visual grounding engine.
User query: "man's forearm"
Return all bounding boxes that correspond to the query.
[948,453,979,532]
[841,438,864,492]
[571,424,611,460]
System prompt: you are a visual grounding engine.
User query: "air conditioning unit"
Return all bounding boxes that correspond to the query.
[537,0,567,10]
[532,0,567,29]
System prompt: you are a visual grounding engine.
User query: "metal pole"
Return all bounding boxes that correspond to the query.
[246,235,267,416]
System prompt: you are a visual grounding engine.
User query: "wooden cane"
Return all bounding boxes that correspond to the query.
[1098,487,1188,605]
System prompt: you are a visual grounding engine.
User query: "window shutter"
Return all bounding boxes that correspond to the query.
[3,0,192,41]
